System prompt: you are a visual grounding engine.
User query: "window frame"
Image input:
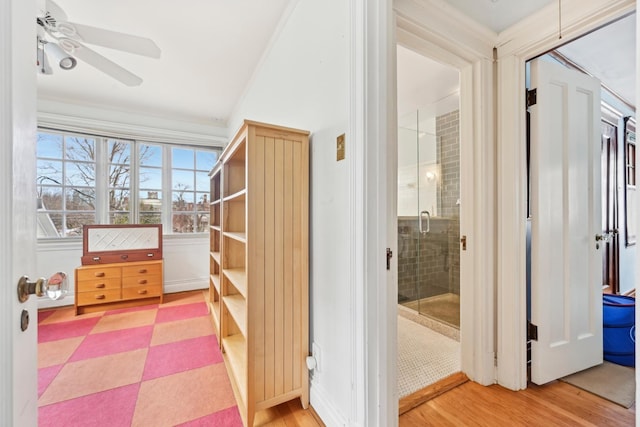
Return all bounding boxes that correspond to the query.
[623,117,636,247]
[37,127,221,240]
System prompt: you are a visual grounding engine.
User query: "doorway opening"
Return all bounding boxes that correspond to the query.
[525,12,636,391]
[396,44,461,401]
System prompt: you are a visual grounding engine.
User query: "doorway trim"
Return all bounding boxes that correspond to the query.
[495,0,635,390]
[393,0,496,386]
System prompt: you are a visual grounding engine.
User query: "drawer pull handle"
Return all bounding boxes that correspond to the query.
[95,272,105,278]
[138,279,148,284]
[138,289,148,295]
[95,294,106,300]
[138,269,147,274]
[95,283,106,289]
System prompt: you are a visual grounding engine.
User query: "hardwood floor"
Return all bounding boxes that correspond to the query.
[260,379,635,426]
[255,400,325,426]
[399,372,469,415]
[399,380,635,426]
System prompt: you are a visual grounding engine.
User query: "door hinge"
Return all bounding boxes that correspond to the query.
[526,88,537,107]
[386,248,393,270]
[527,321,538,341]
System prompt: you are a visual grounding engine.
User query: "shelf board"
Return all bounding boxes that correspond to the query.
[211,199,221,206]
[224,231,247,243]
[222,334,247,398]
[224,268,247,298]
[210,273,220,293]
[211,225,221,232]
[209,301,221,337]
[211,251,221,264]
[223,295,247,337]
[223,189,246,203]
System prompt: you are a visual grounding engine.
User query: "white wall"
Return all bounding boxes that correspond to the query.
[229,0,350,424]
[36,237,210,309]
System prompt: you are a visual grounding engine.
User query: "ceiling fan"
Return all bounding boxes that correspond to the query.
[36,0,161,86]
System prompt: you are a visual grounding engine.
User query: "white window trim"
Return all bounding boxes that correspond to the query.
[37,110,228,147]
[37,124,222,239]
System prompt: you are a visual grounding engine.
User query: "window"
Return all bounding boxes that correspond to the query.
[171,147,216,233]
[37,129,220,238]
[108,139,132,224]
[139,143,163,225]
[37,132,97,237]
[624,117,636,246]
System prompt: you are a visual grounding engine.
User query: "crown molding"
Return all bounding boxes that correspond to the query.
[37,105,228,147]
[497,0,635,58]
[394,0,496,63]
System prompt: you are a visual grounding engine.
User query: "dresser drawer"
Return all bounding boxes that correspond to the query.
[122,285,162,300]
[77,266,121,281]
[77,277,121,292]
[122,274,162,288]
[122,263,162,278]
[76,289,121,306]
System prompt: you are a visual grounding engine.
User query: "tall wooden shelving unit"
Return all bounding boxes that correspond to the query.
[208,120,310,426]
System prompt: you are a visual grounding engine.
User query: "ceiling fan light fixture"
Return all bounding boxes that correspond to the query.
[43,40,77,70]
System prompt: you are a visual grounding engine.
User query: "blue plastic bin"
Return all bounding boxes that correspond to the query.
[603,294,635,367]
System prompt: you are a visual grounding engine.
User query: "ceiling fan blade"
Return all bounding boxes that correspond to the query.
[60,40,143,87]
[57,22,161,59]
[45,0,67,22]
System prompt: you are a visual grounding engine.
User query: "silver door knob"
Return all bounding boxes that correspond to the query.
[595,233,613,243]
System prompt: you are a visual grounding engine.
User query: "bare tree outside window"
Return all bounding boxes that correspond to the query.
[37,133,96,236]
[37,129,219,238]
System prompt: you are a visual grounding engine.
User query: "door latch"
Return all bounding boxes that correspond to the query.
[460,235,467,251]
[386,248,393,270]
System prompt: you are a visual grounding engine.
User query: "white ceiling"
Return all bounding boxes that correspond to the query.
[557,13,636,106]
[37,0,635,130]
[396,46,459,125]
[37,0,292,126]
[443,0,554,33]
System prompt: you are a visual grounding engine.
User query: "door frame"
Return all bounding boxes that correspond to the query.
[495,0,635,390]
[393,0,496,386]
[601,104,622,294]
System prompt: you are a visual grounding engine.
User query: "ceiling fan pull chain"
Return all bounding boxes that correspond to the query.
[558,0,562,39]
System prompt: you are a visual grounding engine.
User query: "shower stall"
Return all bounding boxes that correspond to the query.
[397,109,460,329]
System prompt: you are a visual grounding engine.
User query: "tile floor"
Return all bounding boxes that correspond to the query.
[397,315,461,398]
[37,291,242,427]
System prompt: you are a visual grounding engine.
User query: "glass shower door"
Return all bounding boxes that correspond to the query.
[397,108,460,328]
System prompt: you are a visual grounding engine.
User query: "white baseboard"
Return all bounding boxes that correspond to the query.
[162,279,208,294]
[310,378,349,426]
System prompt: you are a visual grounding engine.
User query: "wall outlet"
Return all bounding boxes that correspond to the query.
[312,342,321,373]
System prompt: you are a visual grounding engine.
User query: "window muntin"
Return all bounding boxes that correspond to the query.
[37,129,220,238]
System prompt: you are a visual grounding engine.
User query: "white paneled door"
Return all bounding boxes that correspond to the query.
[2,0,38,425]
[529,58,603,385]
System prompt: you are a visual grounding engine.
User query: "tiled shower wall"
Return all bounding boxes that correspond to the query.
[398,110,460,304]
[437,110,460,218]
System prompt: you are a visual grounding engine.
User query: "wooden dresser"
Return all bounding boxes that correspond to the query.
[75,260,163,314]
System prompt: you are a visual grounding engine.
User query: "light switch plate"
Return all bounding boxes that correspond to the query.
[337,134,345,161]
